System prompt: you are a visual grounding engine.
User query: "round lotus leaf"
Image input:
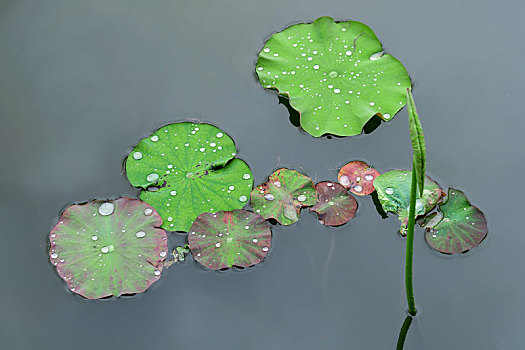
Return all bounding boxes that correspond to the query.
[310,181,358,226]
[250,168,317,225]
[338,160,380,195]
[373,170,445,236]
[48,197,168,299]
[421,189,487,254]
[188,209,272,270]
[125,122,253,232]
[255,16,411,137]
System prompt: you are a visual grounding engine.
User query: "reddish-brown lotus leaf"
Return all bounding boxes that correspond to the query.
[310,181,358,226]
[338,161,380,195]
[188,209,272,270]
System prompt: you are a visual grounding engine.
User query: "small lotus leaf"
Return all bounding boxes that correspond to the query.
[250,168,317,225]
[188,209,272,270]
[310,181,358,226]
[49,197,168,299]
[421,189,487,254]
[255,16,411,137]
[338,160,380,195]
[373,170,445,236]
[125,122,253,232]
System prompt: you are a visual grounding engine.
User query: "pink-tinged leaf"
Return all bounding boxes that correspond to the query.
[310,181,358,226]
[188,209,272,270]
[338,161,380,195]
[250,168,317,225]
[49,197,168,299]
[421,189,487,254]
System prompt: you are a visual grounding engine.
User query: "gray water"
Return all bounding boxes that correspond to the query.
[1,0,523,349]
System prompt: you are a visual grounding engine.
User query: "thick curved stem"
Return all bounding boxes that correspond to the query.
[405,162,417,316]
[396,316,413,350]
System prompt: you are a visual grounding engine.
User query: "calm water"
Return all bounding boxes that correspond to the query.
[1,1,523,349]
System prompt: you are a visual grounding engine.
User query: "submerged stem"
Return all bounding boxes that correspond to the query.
[396,316,413,350]
[405,162,417,316]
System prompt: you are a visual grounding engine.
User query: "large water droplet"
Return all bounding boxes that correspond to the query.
[136,231,146,238]
[239,195,248,202]
[51,253,58,259]
[243,173,251,180]
[144,208,153,216]
[147,173,159,182]
[101,246,109,254]
[365,174,374,181]
[98,202,114,216]
[354,185,363,192]
[150,135,159,142]
[329,71,338,78]
[369,52,384,61]
[339,175,350,187]
[91,235,98,241]
[297,194,307,202]
[132,152,143,160]
[264,193,275,201]
[385,187,394,195]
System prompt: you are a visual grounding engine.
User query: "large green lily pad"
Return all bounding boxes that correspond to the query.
[310,181,358,226]
[256,16,411,137]
[421,189,487,254]
[188,209,272,270]
[250,168,317,225]
[373,170,445,236]
[48,197,168,299]
[125,122,253,232]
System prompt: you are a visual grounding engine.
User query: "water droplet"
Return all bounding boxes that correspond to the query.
[144,208,153,216]
[263,48,270,53]
[243,173,251,180]
[339,175,350,187]
[150,135,159,142]
[147,173,159,182]
[133,152,143,160]
[383,114,391,120]
[215,242,221,248]
[101,246,109,254]
[264,193,275,201]
[98,202,114,216]
[51,253,58,259]
[369,102,375,106]
[334,88,341,94]
[91,235,98,241]
[170,190,177,196]
[313,64,320,70]
[154,270,161,276]
[253,238,258,243]
[273,181,281,188]
[160,251,166,257]
[262,247,269,252]
[136,231,146,238]
[297,194,307,202]
[216,132,223,138]
[365,174,374,181]
[329,71,337,78]
[345,51,352,56]
[385,187,394,195]
[229,185,235,191]
[239,195,248,202]
[369,52,384,61]
[167,217,173,222]
[199,147,205,152]
[257,67,263,71]
[354,185,363,192]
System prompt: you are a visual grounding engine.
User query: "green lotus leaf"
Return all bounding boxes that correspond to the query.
[373,170,445,236]
[338,160,380,195]
[420,188,487,254]
[310,181,358,226]
[125,122,253,232]
[250,168,317,225]
[188,209,272,270]
[256,16,411,137]
[48,197,168,299]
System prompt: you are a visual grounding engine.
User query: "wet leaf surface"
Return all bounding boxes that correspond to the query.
[256,16,411,137]
[188,209,272,270]
[250,168,317,225]
[373,170,445,236]
[310,181,358,226]
[421,188,487,254]
[125,122,253,232]
[338,160,380,195]
[48,197,168,299]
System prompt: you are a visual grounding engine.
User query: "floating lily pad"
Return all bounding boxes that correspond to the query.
[48,197,168,299]
[188,209,272,270]
[256,16,411,137]
[373,170,445,236]
[421,189,487,254]
[338,160,380,195]
[250,168,317,225]
[125,122,253,232]
[310,181,358,226]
